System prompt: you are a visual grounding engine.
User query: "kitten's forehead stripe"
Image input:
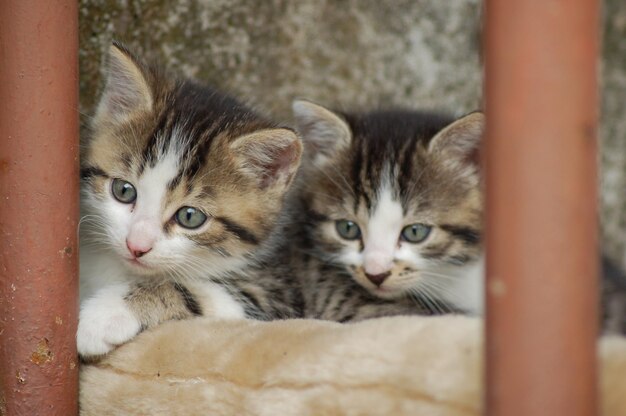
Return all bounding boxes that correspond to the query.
[166,173,183,192]
[340,111,454,217]
[350,135,365,213]
[365,184,404,253]
[398,135,420,202]
[138,79,276,185]
[135,151,180,222]
[141,111,172,172]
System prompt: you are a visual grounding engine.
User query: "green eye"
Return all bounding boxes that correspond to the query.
[401,223,432,243]
[335,220,361,240]
[175,206,208,229]
[111,179,137,204]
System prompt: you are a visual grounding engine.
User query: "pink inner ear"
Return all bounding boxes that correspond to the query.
[466,143,482,169]
[259,142,300,189]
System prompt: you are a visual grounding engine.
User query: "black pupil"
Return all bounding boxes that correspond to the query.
[121,183,131,195]
[184,209,195,221]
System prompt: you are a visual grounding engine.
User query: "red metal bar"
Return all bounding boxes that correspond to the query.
[484,1,599,415]
[0,1,79,414]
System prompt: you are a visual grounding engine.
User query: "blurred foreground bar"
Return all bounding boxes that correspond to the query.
[484,1,599,415]
[0,1,79,414]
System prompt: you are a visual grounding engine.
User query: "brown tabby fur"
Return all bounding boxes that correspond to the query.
[83,45,484,355]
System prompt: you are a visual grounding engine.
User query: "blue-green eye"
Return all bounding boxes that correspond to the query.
[401,223,431,243]
[175,206,208,229]
[111,179,137,204]
[335,220,361,240]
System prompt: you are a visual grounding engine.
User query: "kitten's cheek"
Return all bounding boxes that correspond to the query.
[76,289,141,357]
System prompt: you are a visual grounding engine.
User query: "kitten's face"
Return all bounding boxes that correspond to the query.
[81,44,301,280]
[294,102,483,301]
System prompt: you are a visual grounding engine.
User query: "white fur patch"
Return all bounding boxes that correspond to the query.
[362,184,404,275]
[79,243,133,301]
[134,142,180,222]
[436,256,485,315]
[122,145,180,258]
[77,281,142,357]
[187,281,246,319]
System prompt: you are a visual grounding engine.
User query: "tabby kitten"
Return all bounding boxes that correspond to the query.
[289,101,485,316]
[77,42,302,357]
[78,45,484,358]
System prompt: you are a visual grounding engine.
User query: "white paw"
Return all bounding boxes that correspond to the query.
[77,286,141,357]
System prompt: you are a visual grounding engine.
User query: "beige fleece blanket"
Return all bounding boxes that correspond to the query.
[80,316,626,416]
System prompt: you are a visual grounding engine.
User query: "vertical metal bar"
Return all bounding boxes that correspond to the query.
[484,1,599,415]
[0,1,79,415]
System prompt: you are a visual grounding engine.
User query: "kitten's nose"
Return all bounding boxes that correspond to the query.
[126,239,152,258]
[365,271,391,287]
[362,247,394,277]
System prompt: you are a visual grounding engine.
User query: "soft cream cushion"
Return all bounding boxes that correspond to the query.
[80,316,626,416]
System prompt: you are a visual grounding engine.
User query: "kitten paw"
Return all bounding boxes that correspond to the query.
[77,292,141,357]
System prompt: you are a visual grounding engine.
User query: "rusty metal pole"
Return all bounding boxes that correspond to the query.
[0,1,79,415]
[484,1,599,415]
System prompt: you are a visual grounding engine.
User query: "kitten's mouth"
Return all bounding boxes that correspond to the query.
[359,278,403,299]
[372,285,400,299]
[125,257,151,269]
[123,257,163,276]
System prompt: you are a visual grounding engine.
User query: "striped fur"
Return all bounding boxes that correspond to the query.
[217,103,487,322]
[78,43,303,357]
[290,101,485,315]
[78,46,488,359]
[290,101,626,332]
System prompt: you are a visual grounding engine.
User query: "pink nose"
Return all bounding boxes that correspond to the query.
[365,271,391,287]
[363,253,393,277]
[126,239,152,258]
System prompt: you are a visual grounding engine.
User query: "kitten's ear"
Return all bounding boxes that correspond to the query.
[230,128,303,191]
[292,100,352,165]
[428,112,484,169]
[95,42,153,124]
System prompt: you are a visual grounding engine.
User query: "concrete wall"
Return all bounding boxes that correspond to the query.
[601,0,626,270]
[79,0,626,270]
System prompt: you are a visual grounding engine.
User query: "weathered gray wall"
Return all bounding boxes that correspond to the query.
[79,0,483,116]
[79,0,625,269]
[601,0,626,271]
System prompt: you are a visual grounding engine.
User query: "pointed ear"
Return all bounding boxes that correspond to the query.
[230,128,303,191]
[292,100,351,165]
[428,112,484,169]
[95,42,153,124]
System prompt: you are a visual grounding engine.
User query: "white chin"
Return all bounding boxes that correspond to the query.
[372,286,405,300]
[357,279,405,300]
[123,258,161,276]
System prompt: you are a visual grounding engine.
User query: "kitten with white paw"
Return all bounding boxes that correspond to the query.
[79,46,485,359]
[78,42,302,357]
